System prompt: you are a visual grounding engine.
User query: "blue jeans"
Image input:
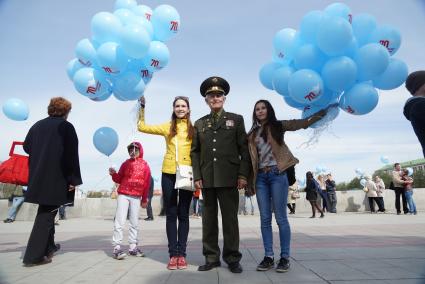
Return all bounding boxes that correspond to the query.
[256,166,291,258]
[405,191,416,214]
[8,196,25,220]
[162,173,193,257]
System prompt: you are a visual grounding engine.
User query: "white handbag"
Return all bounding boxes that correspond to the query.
[174,138,195,191]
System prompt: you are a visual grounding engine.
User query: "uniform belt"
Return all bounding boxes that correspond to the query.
[258,165,278,173]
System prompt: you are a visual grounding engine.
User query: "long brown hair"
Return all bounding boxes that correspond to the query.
[168,96,194,140]
[251,99,283,145]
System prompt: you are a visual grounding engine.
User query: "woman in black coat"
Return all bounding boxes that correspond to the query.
[305,171,324,218]
[22,97,82,266]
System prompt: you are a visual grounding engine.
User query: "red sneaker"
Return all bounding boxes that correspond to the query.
[167,256,178,270]
[177,256,187,270]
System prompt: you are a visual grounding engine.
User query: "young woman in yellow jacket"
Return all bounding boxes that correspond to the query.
[138,96,194,270]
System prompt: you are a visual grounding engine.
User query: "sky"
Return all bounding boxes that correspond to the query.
[0,0,424,192]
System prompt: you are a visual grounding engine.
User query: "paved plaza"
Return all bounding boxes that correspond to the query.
[0,211,424,284]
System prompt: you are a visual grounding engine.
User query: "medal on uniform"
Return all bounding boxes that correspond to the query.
[226,120,234,127]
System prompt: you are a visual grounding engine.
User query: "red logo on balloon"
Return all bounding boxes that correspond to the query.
[348,14,352,24]
[86,81,101,94]
[170,21,179,31]
[141,70,150,78]
[145,13,151,20]
[102,67,119,74]
[304,91,320,101]
[345,106,355,114]
[78,59,92,67]
[379,40,394,53]
[150,59,159,67]
[278,52,284,58]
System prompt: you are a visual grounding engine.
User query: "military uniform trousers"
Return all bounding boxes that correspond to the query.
[202,186,242,264]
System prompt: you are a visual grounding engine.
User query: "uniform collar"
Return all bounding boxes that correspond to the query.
[210,109,225,118]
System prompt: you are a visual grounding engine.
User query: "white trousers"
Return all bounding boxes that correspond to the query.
[112,194,140,248]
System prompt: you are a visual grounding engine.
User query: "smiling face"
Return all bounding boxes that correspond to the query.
[205,92,226,112]
[255,102,268,123]
[173,99,190,119]
[128,146,140,159]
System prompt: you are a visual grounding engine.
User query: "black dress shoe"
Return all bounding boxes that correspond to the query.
[144,217,154,221]
[198,261,221,271]
[228,262,243,273]
[47,244,61,259]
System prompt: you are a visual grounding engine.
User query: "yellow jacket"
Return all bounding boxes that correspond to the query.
[138,108,192,174]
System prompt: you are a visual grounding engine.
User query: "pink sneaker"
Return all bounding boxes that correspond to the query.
[167,256,178,270]
[177,256,187,269]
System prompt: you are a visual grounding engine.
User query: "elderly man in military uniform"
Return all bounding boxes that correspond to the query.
[191,76,250,273]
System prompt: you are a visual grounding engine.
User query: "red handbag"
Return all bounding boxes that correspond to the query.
[0,141,29,185]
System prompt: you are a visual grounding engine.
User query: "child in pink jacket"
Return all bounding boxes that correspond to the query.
[109,142,151,259]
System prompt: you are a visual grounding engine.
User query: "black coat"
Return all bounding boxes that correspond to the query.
[305,178,320,201]
[404,97,425,157]
[23,117,82,206]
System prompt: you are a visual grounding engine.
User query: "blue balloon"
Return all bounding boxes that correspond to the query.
[324,3,352,23]
[127,16,154,39]
[114,0,137,10]
[151,5,180,42]
[283,96,307,110]
[132,5,152,20]
[66,58,84,81]
[73,67,112,99]
[297,178,306,187]
[294,44,326,72]
[112,71,146,101]
[288,69,324,104]
[114,8,136,26]
[2,98,29,121]
[273,28,299,60]
[311,89,340,107]
[339,83,379,115]
[75,38,97,67]
[321,56,357,92]
[93,127,119,156]
[372,58,408,90]
[355,43,390,81]
[142,41,170,72]
[360,178,366,187]
[369,25,401,56]
[90,91,112,102]
[272,66,295,96]
[259,62,281,90]
[317,15,353,56]
[352,13,377,46]
[91,12,122,44]
[299,10,324,44]
[96,42,129,75]
[120,23,151,58]
[355,168,365,176]
[380,155,390,164]
[406,167,413,176]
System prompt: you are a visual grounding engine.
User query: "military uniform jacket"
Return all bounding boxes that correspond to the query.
[191,111,250,188]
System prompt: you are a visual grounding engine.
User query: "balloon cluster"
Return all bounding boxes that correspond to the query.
[259,2,408,128]
[67,0,180,102]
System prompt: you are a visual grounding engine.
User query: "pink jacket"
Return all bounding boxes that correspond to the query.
[111,144,151,202]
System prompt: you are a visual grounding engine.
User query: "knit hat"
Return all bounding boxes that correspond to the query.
[405,70,425,95]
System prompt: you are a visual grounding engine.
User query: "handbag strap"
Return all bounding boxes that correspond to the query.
[9,141,24,157]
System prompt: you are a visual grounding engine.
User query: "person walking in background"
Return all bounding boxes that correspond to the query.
[364,175,382,213]
[247,99,326,273]
[238,188,246,215]
[317,175,329,212]
[325,173,337,213]
[374,176,386,212]
[191,77,250,274]
[22,97,82,267]
[392,163,408,215]
[145,176,154,221]
[404,71,425,157]
[287,182,298,215]
[3,185,26,223]
[138,95,194,270]
[192,189,202,218]
[402,169,417,215]
[305,172,324,219]
[109,142,151,260]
